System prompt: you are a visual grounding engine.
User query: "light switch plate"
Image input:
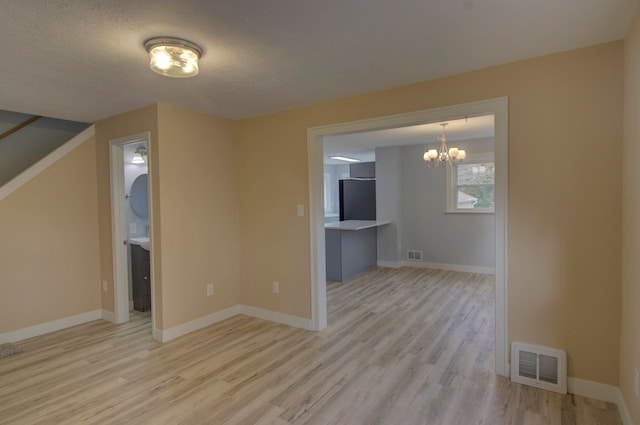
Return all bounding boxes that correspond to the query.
[129,223,136,234]
[297,204,304,217]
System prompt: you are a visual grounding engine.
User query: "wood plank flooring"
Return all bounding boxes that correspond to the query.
[0,267,623,424]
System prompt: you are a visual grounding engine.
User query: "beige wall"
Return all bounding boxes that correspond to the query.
[1,39,625,391]
[0,137,101,332]
[622,11,640,423]
[156,104,240,329]
[94,105,160,322]
[238,42,623,385]
[94,104,240,331]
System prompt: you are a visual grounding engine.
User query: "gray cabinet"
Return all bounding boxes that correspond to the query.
[325,227,377,282]
[131,244,151,312]
[349,162,375,178]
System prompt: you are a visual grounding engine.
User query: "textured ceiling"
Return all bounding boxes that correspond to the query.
[0,0,637,123]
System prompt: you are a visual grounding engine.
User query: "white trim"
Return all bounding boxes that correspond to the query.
[307,97,509,376]
[152,327,162,341]
[308,131,328,331]
[0,125,95,201]
[568,378,634,425]
[239,305,313,330]
[377,259,494,274]
[157,306,241,342]
[109,142,129,325]
[101,309,115,323]
[0,310,102,343]
[108,132,155,337]
[399,261,495,274]
[377,260,403,268]
[156,305,312,343]
[446,152,495,214]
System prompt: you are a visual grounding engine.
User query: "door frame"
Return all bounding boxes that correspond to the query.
[306,97,509,376]
[109,132,155,333]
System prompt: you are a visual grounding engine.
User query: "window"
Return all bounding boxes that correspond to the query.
[446,152,495,213]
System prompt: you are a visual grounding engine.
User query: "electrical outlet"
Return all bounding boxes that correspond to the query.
[129,223,136,234]
[102,280,108,292]
[634,366,639,396]
[207,284,214,296]
[272,281,279,294]
[297,204,304,217]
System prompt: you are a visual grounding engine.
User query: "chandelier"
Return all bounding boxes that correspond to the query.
[423,123,466,167]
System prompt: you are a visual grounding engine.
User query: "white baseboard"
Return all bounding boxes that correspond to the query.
[3,304,312,346]
[101,309,115,323]
[568,377,634,425]
[400,260,495,274]
[239,305,313,330]
[157,306,241,343]
[377,260,403,268]
[0,309,103,343]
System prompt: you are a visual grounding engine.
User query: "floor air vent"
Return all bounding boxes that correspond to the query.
[511,342,566,394]
[407,250,422,261]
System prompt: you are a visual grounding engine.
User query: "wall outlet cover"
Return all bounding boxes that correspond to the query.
[272,281,279,294]
[102,280,108,292]
[207,284,214,296]
[129,223,136,234]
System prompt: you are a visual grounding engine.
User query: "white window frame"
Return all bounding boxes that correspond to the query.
[446,152,495,213]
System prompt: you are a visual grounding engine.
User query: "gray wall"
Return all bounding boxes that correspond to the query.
[400,139,495,268]
[324,164,349,221]
[0,111,89,186]
[375,138,495,269]
[375,146,403,263]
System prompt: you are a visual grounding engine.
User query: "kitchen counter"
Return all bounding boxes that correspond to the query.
[325,220,390,282]
[325,220,390,231]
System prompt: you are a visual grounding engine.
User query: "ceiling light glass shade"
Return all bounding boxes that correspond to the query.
[145,37,203,78]
[131,152,145,164]
[131,147,147,164]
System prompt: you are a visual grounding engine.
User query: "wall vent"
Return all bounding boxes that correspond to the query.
[511,342,566,394]
[407,250,422,261]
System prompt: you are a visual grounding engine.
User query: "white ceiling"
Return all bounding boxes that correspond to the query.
[0,0,637,123]
[323,114,494,164]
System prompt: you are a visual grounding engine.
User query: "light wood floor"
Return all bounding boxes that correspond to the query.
[0,268,622,425]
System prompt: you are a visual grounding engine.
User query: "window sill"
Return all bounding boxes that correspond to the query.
[444,209,495,214]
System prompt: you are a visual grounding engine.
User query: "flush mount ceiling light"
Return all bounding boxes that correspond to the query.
[423,123,466,167]
[131,147,147,164]
[330,156,361,163]
[144,37,203,78]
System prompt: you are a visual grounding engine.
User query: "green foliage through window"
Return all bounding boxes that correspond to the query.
[456,162,495,210]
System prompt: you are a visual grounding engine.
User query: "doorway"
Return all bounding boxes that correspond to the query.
[109,132,155,335]
[306,97,509,376]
